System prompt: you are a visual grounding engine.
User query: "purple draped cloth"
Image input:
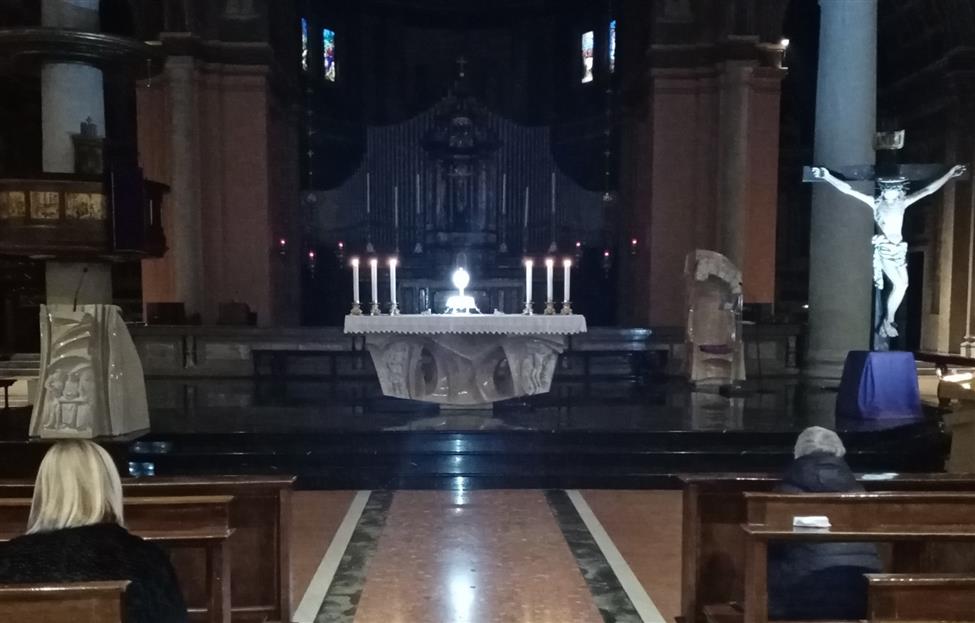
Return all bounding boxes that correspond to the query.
[836,351,922,420]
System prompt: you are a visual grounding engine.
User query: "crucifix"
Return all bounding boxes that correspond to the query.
[804,130,966,350]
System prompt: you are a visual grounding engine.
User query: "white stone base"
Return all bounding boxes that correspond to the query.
[365,334,567,405]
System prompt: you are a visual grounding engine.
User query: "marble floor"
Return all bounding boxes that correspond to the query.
[288,489,682,623]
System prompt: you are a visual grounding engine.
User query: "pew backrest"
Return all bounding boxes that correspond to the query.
[0,581,129,622]
[867,574,975,622]
[0,495,233,540]
[744,492,975,533]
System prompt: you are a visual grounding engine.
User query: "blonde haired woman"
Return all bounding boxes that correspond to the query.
[0,441,187,623]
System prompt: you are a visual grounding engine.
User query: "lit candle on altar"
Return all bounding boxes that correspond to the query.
[351,257,360,304]
[563,258,572,303]
[545,258,554,302]
[369,258,379,305]
[524,259,533,308]
[388,257,398,306]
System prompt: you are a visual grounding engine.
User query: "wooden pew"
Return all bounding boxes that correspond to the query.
[0,496,233,623]
[0,475,294,623]
[866,574,975,622]
[741,492,975,623]
[0,581,130,622]
[679,473,975,623]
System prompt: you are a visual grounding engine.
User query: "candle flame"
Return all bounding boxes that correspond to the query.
[545,258,554,267]
[388,257,398,267]
[563,259,572,267]
[369,258,378,266]
[525,259,534,267]
[350,257,359,267]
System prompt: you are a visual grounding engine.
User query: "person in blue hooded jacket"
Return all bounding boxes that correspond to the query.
[768,426,883,620]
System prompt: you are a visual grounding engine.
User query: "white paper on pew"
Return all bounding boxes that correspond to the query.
[793,515,831,529]
[860,472,899,480]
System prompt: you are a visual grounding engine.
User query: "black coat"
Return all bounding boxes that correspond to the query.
[0,523,188,623]
[768,452,883,619]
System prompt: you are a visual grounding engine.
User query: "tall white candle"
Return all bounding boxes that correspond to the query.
[545,258,554,302]
[388,257,398,305]
[563,259,572,303]
[369,258,378,304]
[351,257,360,304]
[524,259,533,307]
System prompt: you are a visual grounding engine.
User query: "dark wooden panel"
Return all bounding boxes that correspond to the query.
[0,581,128,623]
[867,574,975,621]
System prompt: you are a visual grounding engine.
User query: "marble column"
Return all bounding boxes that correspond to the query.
[805,0,877,378]
[165,56,205,318]
[40,0,112,303]
[41,0,105,174]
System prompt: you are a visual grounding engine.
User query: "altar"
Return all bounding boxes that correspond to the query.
[344,314,588,405]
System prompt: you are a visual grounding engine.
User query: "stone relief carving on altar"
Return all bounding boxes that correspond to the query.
[31,305,149,438]
[366,334,565,405]
[684,250,745,385]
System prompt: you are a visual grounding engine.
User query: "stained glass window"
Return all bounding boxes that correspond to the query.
[581,31,594,83]
[300,18,308,72]
[609,20,617,73]
[323,28,336,82]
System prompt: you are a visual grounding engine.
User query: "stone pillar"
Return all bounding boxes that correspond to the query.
[45,262,113,306]
[40,0,105,174]
[805,0,877,378]
[716,61,752,271]
[165,56,205,318]
[40,0,112,304]
[716,60,784,308]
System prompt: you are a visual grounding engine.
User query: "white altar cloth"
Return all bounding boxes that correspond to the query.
[344,314,588,405]
[343,314,588,335]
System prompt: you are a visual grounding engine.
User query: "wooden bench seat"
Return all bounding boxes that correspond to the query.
[0,475,294,623]
[866,574,975,622]
[740,492,975,623]
[679,473,975,623]
[0,496,233,623]
[0,580,130,622]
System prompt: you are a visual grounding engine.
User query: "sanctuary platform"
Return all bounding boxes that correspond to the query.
[0,325,947,488]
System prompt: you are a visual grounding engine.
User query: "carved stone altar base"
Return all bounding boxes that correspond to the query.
[31,305,149,438]
[345,314,587,405]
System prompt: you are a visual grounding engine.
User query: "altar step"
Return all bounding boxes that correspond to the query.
[126,421,947,489]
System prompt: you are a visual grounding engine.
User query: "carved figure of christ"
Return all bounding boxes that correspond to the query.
[811,164,966,338]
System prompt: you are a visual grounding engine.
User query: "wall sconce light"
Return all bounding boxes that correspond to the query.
[336,240,345,262]
[276,237,288,257]
[630,238,638,256]
[602,249,612,276]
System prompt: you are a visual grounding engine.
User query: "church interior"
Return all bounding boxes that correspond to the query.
[2,0,975,621]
